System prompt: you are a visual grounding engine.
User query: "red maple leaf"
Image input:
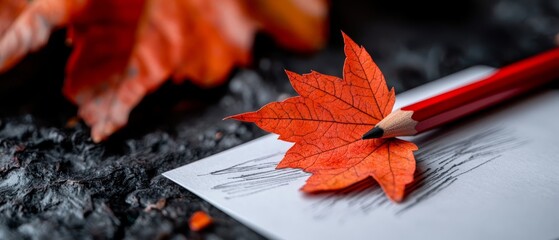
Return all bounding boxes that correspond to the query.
[227,33,418,202]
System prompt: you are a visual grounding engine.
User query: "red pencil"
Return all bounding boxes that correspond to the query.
[362,47,559,139]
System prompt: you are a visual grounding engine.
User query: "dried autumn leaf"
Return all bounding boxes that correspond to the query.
[189,211,213,231]
[65,0,149,141]
[0,0,26,35]
[0,0,328,142]
[0,0,87,71]
[227,33,418,202]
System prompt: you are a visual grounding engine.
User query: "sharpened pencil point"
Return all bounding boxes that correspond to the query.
[362,126,384,139]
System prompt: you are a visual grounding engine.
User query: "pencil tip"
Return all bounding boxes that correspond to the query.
[362,126,384,139]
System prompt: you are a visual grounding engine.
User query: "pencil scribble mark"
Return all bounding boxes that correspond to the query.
[309,127,526,217]
[205,152,309,199]
[203,127,525,216]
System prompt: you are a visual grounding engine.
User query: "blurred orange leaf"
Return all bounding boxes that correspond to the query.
[0,0,26,35]
[0,0,329,142]
[227,33,417,202]
[189,211,213,231]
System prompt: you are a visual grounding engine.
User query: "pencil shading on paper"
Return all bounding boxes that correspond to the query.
[202,127,524,215]
[309,127,525,217]
[202,152,307,199]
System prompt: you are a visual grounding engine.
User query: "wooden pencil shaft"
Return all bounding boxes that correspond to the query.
[373,110,417,138]
[403,47,559,134]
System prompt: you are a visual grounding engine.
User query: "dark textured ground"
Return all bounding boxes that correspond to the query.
[1,0,559,239]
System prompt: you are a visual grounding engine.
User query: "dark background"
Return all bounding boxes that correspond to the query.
[1,0,558,239]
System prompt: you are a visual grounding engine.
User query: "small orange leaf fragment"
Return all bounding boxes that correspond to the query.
[143,198,166,212]
[189,211,213,232]
[227,33,418,202]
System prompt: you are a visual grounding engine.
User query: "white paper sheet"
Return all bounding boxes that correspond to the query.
[164,66,559,240]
